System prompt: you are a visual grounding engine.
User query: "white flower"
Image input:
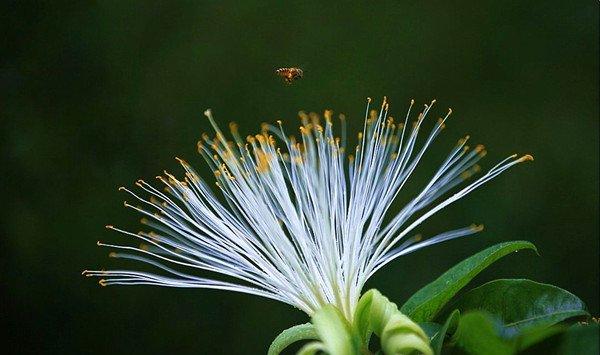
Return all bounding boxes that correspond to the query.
[83,98,532,321]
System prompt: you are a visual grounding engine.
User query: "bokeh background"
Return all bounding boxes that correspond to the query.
[2,1,598,354]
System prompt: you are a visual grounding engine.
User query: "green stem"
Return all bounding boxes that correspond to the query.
[268,289,433,355]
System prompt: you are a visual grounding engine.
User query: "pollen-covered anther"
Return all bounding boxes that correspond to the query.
[518,154,534,162]
[175,157,188,166]
[369,109,378,121]
[457,135,470,146]
[460,168,478,180]
[324,109,333,123]
[437,117,446,129]
[470,224,485,232]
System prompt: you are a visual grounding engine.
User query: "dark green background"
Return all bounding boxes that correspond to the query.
[3,1,598,354]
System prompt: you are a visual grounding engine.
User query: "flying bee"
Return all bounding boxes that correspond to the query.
[275,67,303,84]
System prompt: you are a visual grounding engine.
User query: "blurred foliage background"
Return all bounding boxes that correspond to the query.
[2,1,598,354]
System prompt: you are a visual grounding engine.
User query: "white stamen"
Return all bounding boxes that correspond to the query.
[84,99,532,320]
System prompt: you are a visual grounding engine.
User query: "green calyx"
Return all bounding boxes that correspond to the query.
[269,289,432,355]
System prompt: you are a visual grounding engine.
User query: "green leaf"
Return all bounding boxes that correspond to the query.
[419,322,442,339]
[559,324,599,355]
[451,311,514,355]
[401,241,537,322]
[515,324,566,351]
[268,323,318,355]
[431,310,460,355]
[311,305,361,355]
[448,279,588,336]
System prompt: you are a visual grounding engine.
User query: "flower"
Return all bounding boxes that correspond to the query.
[83,98,532,322]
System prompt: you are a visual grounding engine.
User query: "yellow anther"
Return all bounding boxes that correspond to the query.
[437,117,446,129]
[369,109,377,121]
[175,157,188,166]
[470,224,485,232]
[255,150,271,173]
[460,170,473,180]
[518,154,534,162]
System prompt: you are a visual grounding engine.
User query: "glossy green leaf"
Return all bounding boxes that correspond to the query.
[268,323,318,355]
[419,322,442,339]
[401,241,537,322]
[448,311,578,354]
[514,324,566,351]
[431,310,460,355]
[448,279,588,336]
[451,311,514,355]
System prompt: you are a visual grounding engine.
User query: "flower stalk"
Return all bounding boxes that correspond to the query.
[270,289,432,355]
